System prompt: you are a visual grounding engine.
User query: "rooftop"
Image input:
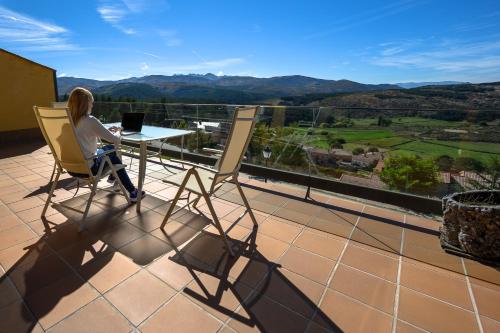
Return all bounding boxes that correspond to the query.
[0,143,499,333]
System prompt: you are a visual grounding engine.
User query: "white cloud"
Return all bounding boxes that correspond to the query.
[304,0,423,40]
[158,30,182,47]
[216,71,224,76]
[141,52,162,59]
[0,6,78,51]
[97,3,137,34]
[140,62,149,71]
[370,38,500,80]
[57,73,68,77]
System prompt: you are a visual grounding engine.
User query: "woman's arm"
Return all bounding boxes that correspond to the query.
[90,117,121,146]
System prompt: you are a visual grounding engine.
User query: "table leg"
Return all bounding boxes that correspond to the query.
[136,141,147,212]
[181,135,184,160]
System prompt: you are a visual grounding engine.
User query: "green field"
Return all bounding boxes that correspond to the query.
[288,117,499,164]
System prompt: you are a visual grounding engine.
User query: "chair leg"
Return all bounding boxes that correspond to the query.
[48,163,56,185]
[234,177,258,227]
[160,169,193,229]
[106,156,131,204]
[42,169,61,218]
[192,171,235,256]
[202,191,235,256]
[80,179,98,231]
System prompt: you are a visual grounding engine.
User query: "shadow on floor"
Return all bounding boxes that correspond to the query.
[166,228,343,333]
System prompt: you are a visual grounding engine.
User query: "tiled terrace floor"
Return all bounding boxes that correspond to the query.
[0,143,499,333]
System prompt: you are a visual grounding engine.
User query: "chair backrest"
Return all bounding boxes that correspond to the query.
[213,106,259,184]
[33,106,90,175]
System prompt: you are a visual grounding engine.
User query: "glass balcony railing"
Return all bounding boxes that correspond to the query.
[91,101,500,200]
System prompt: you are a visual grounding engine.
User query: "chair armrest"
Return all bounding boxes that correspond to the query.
[86,149,117,161]
[170,159,217,173]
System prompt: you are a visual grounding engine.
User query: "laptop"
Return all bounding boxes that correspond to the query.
[121,112,145,135]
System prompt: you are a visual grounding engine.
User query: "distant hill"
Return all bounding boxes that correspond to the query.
[396,81,466,89]
[57,74,400,102]
[280,82,500,109]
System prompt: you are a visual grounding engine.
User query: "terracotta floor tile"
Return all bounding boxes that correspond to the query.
[313,289,393,333]
[198,199,239,218]
[350,229,402,255]
[58,238,114,270]
[293,230,345,260]
[0,224,37,251]
[0,214,23,231]
[402,243,464,275]
[252,267,323,318]
[396,320,427,333]
[400,261,473,310]
[228,293,309,333]
[398,286,479,333]
[341,244,399,282]
[279,246,335,285]
[128,209,166,232]
[0,238,50,271]
[99,222,146,249]
[9,253,74,297]
[272,206,315,226]
[118,234,173,266]
[150,219,203,248]
[7,196,45,213]
[0,270,20,308]
[105,270,175,326]
[330,264,396,314]
[184,273,252,321]
[253,233,289,262]
[404,229,442,252]
[206,220,251,241]
[307,215,355,239]
[326,197,364,212]
[0,299,39,333]
[78,252,140,293]
[140,294,222,333]
[16,204,59,223]
[315,206,360,224]
[279,268,325,306]
[48,297,132,333]
[356,217,403,240]
[227,255,274,289]
[481,316,500,333]
[25,274,99,330]
[364,205,404,223]
[258,218,303,243]
[464,259,500,286]
[471,282,500,321]
[147,254,195,291]
[223,206,268,227]
[405,214,441,232]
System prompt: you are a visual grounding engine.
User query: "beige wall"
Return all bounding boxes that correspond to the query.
[0,50,56,132]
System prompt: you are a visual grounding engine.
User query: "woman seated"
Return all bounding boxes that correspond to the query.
[67,87,145,202]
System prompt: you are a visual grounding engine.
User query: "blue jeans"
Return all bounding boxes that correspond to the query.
[91,145,135,193]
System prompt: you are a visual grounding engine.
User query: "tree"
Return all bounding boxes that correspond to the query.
[352,147,365,156]
[436,155,454,171]
[367,147,379,153]
[453,157,484,172]
[380,155,439,194]
[470,156,500,190]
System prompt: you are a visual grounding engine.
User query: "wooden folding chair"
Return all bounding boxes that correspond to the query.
[160,106,260,256]
[33,106,131,230]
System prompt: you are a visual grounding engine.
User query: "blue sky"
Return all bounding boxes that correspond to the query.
[1,0,500,83]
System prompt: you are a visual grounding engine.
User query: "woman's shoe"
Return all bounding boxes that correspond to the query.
[130,189,146,203]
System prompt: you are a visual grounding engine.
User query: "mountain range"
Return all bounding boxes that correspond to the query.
[57,74,402,104]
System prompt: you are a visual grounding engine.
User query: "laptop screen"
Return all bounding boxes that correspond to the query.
[121,112,145,132]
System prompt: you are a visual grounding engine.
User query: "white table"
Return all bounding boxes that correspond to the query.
[105,123,193,211]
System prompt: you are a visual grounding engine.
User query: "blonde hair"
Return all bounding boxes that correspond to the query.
[68,87,94,126]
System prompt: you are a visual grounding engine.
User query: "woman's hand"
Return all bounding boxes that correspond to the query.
[108,126,122,133]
